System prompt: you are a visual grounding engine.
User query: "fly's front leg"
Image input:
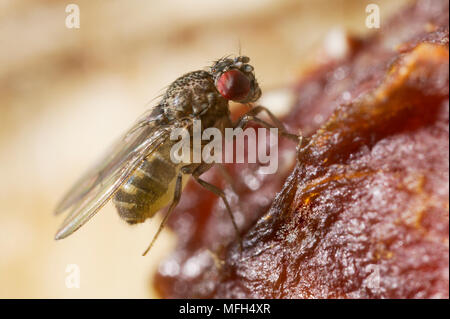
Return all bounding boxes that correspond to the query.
[191,164,243,250]
[235,105,301,144]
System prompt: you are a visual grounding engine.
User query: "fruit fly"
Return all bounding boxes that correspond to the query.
[54,56,299,255]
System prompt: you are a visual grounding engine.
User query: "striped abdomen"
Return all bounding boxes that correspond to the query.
[113,144,185,224]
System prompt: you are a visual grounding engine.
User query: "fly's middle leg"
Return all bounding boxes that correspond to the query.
[216,163,240,195]
[194,177,243,250]
[142,162,242,255]
[187,163,243,250]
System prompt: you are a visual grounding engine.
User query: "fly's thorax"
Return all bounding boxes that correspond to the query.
[158,70,230,122]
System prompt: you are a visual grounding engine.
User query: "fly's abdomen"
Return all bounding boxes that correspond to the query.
[113,149,179,224]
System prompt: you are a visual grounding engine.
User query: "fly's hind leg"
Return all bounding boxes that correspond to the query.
[142,171,184,256]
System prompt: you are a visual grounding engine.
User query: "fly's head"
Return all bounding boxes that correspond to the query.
[211,56,261,104]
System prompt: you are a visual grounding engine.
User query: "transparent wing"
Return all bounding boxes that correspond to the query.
[54,110,170,240]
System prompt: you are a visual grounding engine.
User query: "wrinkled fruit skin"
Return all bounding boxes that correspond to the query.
[154,0,449,298]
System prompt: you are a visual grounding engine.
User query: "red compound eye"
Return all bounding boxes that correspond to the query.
[216,69,251,101]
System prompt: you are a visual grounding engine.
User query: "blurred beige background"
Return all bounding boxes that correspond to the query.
[0,0,408,298]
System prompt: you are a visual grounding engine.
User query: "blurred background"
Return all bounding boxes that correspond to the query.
[0,0,409,298]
